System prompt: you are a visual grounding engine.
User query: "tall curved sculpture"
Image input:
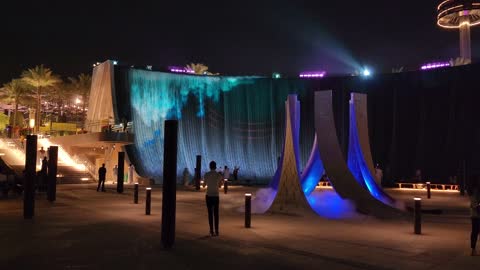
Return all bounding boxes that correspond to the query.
[266,95,313,214]
[314,91,404,218]
[347,93,395,206]
[300,135,325,196]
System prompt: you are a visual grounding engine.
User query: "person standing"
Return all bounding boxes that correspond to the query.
[468,175,480,256]
[223,166,230,181]
[128,164,135,184]
[97,164,106,192]
[204,161,222,236]
[112,165,118,184]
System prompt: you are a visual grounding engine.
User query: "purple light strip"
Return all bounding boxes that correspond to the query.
[420,62,451,70]
[299,71,326,78]
[168,66,195,74]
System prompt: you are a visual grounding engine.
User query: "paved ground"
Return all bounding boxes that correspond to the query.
[0,184,478,270]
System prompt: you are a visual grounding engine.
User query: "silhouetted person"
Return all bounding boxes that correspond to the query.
[204,161,222,236]
[468,175,480,256]
[97,164,106,192]
[233,166,239,181]
[40,157,48,191]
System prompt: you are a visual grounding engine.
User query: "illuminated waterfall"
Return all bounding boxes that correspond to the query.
[127,70,314,182]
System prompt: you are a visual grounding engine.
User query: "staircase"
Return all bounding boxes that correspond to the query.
[57,165,95,184]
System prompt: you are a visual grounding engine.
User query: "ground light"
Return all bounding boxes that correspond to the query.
[272,73,281,79]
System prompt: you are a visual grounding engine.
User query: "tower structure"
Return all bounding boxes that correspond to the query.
[437,0,480,62]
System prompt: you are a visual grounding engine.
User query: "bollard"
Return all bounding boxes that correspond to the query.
[146,188,152,215]
[224,179,228,194]
[195,155,201,191]
[117,152,125,193]
[47,146,58,202]
[414,197,422,234]
[245,193,252,228]
[426,182,431,199]
[161,120,178,249]
[134,183,139,204]
[24,135,37,219]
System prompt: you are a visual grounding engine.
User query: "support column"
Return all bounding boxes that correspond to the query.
[24,135,37,219]
[460,16,472,62]
[47,146,58,202]
[195,155,201,191]
[117,152,125,193]
[162,120,178,249]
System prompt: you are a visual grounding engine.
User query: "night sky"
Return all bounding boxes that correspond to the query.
[1,0,479,82]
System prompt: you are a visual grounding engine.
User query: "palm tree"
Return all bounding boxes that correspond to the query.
[68,73,92,123]
[21,65,61,133]
[185,63,219,75]
[0,79,33,130]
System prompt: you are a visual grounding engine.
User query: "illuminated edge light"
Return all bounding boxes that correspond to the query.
[414,197,422,201]
[421,62,451,70]
[168,66,195,74]
[299,71,326,78]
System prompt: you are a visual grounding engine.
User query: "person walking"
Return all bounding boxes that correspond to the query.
[204,161,222,236]
[223,166,230,181]
[468,175,480,256]
[97,164,106,192]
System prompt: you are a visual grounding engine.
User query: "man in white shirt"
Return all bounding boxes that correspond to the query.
[204,161,222,236]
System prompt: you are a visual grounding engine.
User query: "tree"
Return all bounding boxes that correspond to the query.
[185,63,219,76]
[21,65,61,133]
[68,73,92,123]
[0,79,33,130]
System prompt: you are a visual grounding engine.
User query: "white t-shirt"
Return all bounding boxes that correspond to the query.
[204,170,222,196]
[223,168,230,179]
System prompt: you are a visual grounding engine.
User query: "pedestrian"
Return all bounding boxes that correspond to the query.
[468,175,480,256]
[40,157,48,192]
[97,163,106,192]
[233,166,239,181]
[182,168,190,187]
[204,161,222,236]
[39,146,46,166]
[223,166,230,181]
[128,164,135,184]
[113,165,118,184]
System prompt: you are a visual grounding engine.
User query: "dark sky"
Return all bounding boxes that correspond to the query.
[1,0,478,82]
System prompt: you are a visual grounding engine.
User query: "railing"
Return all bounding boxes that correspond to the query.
[395,182,459,191]
[71,154,97,180]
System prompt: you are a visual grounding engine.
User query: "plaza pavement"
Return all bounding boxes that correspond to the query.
[0,184,478,270]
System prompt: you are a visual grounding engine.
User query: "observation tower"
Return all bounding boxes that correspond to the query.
[437,0,480,62]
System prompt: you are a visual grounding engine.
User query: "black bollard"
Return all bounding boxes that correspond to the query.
[117,152,125,193]
[460,160,466,196]
[162,120,178,249]
[134,183,139,204]
[224,179,228,194]
[195,155,201,191]
[24,135,37,219]
[426,182,431,199]
[414,197,422,234]
[47,146,58,202]
[145,187,151,215]
[245,193,251,228]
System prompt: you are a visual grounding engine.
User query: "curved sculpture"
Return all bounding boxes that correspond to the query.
[300,135,325,196]
[314,91,403,218]
[347,93,395,206]
[266,95,313,214]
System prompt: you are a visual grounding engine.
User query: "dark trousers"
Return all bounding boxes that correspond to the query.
[472,218,480,249]
[206,195,219,235]
[97,179,105,192]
